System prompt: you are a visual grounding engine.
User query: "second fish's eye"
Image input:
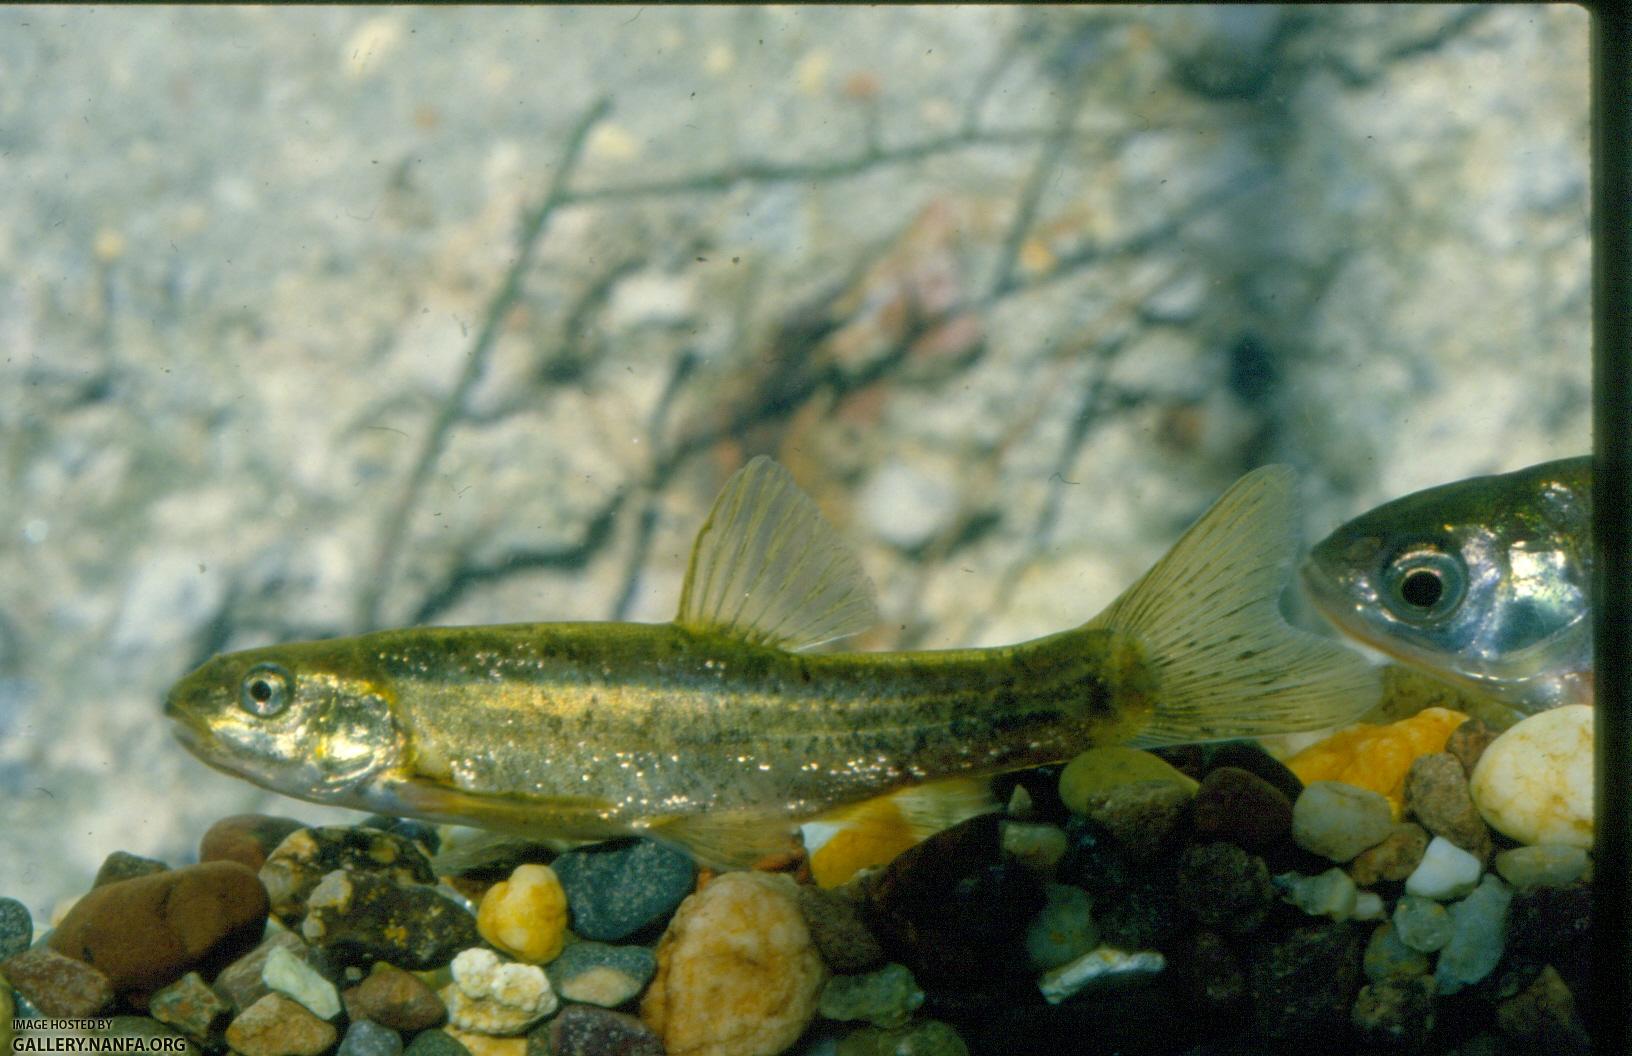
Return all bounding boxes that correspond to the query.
[240,663,292,717]
[1382,548,1465,620]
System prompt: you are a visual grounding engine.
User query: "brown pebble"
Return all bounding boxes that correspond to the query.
[212,931,316,1014]
[200,814,307,872]
[225,992,337,1056]
[0,944,115,1017]
[1405,753,1492,862]
[1445,719,1499,777]
[796,884,885,973]
[1192,767,1293,852]
[342,960,448,1032]
[537,1003,664,1056]
[1077,780,1191,863]
[93,851,169,888]
[48,861,269,997]
[148,970,232,1042]
[1349,823,1430,887]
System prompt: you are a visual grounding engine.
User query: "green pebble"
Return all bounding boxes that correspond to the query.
[1392,895,1454,953]
[1024,884,1097,970]
[1059,748,1197,815]
[1275,868,1358,921]
[404,1029,473,1056]
[1494,844,1589,891]
[820,963,925,1029]
[836,1019,970,1056]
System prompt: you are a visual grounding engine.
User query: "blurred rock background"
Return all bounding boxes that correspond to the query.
[0,6,1587,916]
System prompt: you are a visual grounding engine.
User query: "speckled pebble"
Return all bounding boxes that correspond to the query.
[0,895,32,959]
[1494,844,1589,891]
[818,962,923,1028]
[796,884,885,974]
[1391,895,1454,953]
[1069,779,1193,862]
[441,947,558,1036]
[1291,781,1394,862]
[546,941,656,1008]
[1176,841,1273,935]
[343,960,448,1032]
[225,992,338,1056]
[1191,766,1293,851]
[478,864,569,964]
[0,944,115,1016]
[1024,883,1097,970]
[1404,752,1491,860]
[200,814,308,873]
[1363,922,1430,983]
[1039,946,1164,1005]
[301,868,480,970]
[404,1028,474,1056]
[1445,718,1498,777]
[92,850,169,888]
[149,970,232,1042]
[214,931,321,1014]
[835,1019,969,1056]
[1351,976,1436,1053]
[1434,874,1512,994]
[1469,704,1593,848]
[536,1003,665,1056]
[1404,836,1483,901]
[552,839,696,942]
[264,942,342,1019]
[340,1018,405,1056]
[1276,868,1358,922]
[261,827,437,926]
[1247,924,1363,1045]
[1348,822,1430,887]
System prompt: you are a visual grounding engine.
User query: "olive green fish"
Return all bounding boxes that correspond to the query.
[166,457,1377,866]
[1302,456,1591,714]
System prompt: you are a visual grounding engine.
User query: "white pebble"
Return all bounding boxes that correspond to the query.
[1276,868,1358,921]
[1352,891,1386,922]
[1038,947,1164,1005]
[1405,836,1483,901]
[261,944,340,1020]
[1291,782,1394,862]
[1469,704,1593,848]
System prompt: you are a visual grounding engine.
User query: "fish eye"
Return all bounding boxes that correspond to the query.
[239,663,293,717]
[1381,547,1466,621]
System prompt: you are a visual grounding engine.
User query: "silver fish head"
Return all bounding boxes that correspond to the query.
[1301,458,1593,709]
[165,642,407,799]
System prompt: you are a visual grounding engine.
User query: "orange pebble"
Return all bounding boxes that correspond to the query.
[1287,707,1469,817]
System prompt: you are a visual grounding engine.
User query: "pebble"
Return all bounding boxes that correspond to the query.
[641,870,826,1056]
[339,1018,405,1056]
[447,1028,525,1056]
[301,868,480,970]
[546,941,656,1008]
[1276,868,1358,922]
[795,884,885,974]
[861,813,1044,983]
[1404,752,1491,860]
[538,1004,665,1056]
[200,814,308,872]
[225,992,338,1056]
[47,861,269,996]
[1508,881,1591,960]
[148,970,232,1041]
[1246,924,1363,1045]
[404,1030,474,1056]
[1351,976,1436,1053]
[1404,836,1483,900]
[1190,766,1293,851]
[1434,874,1513,994]
[818,963,923,1028]
[442,948,558,1036]
[1065,779,1192,862]
[835,1019,969,1056]
[92,850,169,887]
[1353,891,1386,921]
[1469,703,1593,848]
[1170,928,1245,1011]
[261,827,437,926]
[1494,843,1590,891]
[999,821,1068,872]
[1445,718,1498,776]
[1285,707,1469,814]
[477,864,569,964]
[1203,741,1306,803]
[0,895,32,958]
[1054,816,1133,899]
[1038,946,1164,1005]
[1291,781,1393,862]
[1024,883,1098,970]
[0,944,115,1016]
[1391,895,1454,953]
[1176,841,1274,934]
[264,942,342,1019]
[343,960,448,1032]
[551,838,696,942]
[1092,871,1183,951]
[1362,922,1429,982]
[214,931,324,1013]
[1059,747,1198,808]
[1495,964,1591,1053]
[1348,822,1429,886]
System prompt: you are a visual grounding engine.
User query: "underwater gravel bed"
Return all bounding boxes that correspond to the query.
[0,717,1595,1056]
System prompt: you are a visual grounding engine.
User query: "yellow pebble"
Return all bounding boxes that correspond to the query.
[447,1028,527,1056]
[1286,707,1469,817]
[1058,746,1198,816]
[476,863,568,964]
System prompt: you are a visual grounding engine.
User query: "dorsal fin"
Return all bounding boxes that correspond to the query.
[676,456,878,651]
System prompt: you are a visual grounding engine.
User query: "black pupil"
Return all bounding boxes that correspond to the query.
[1400,569,1444,608]
[250,679,273,703]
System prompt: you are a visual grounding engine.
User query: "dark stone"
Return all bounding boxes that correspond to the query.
[199,814,307,873]
[991,764,1070,823]
[92,851,169,888]
[1054,816,1133,898]
[1169,928,1247,1015]
[1404,753,1492,861]
[342,960,447,1032]
[1191,766,1293,852]
[259,826,436,926]
[1092,871,1184,951]
[546,941,656,1008]
[1175,841,1274,936]
[551,838,697,942]
[1495,964,1590,1055]
[1246,923,1364,1045]
[0,944,115,1016]
[47,861,269,998]
[361,815,442,856]
[0,895,32,959]
[965,976,1193,1056]
[404,1029,474,1056]
[300,869,478,970]
[1508,881,1591,957]
[531,1003,665,1056]
[338,1017,406,1056]
[797,884,886,973]
[1351,975,1437,1054]
[1203,741,1304,803]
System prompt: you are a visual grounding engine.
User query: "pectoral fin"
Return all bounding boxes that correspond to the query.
[676,456,878,651]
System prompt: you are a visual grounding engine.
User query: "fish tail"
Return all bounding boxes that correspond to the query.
[1087,466,1381,746]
